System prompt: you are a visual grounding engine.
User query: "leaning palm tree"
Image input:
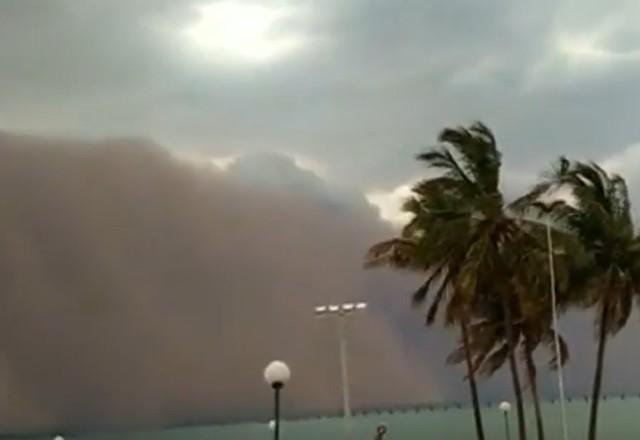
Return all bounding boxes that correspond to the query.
[366,191,488,440]
[366,122,542,440]
[520,311,569,440]
[447,291,569,440]
[508,215,577,440]
[516,158,640,440]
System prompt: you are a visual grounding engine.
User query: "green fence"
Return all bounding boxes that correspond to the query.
[71,396,640,440]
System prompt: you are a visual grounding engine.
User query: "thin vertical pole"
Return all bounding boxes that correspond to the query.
[338,316,352,439]
[504,412,511,440]
[273,386,281,440]
[546,219,569,440]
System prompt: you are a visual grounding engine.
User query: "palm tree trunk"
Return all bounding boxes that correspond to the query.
[502,294,527,440]
[587,301,610,440]
[461,319,485,440]
[524,344,545,440]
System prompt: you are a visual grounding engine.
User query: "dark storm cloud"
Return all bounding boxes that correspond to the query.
[0,133,443,433]
[2,0,640,191]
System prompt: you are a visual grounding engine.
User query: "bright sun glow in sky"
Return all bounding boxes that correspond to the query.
[184,1,303,63]
[558,33,610,62]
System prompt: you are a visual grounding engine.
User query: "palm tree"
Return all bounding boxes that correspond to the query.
[366,208,487,440]
[516,158,640,440]
[510,214,576,440]
[366,122,544,440]
[520,317,568,440]
[447,292,569,440]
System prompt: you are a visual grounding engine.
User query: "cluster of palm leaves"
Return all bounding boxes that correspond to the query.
[365,122,640,440]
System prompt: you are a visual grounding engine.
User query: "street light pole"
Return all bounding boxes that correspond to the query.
[337,315,351,423]
[273,384,281,440]
[521,203,570,440]
[500,401,512,440]
[546,217,570,440]
[315,301,367,439]
[264,361,291,440]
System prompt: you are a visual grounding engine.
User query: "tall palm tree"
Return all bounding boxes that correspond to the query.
[366,122,543,440]
[366,204,487,440]
[516,158,640,440]
[510,214,576,440]
[520,319,569,440]
[447,293,569,440]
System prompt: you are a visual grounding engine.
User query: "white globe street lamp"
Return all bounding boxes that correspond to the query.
[499,401,512,440]
[264,361,291,440]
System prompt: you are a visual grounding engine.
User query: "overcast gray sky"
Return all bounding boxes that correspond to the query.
[2,0,640,197]
[2,0,640,433]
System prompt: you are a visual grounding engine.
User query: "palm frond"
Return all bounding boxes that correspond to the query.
[446,345,467,366]
[364,238,417,269]
[417,147,475,189]
[425,271,458,325]
[542,331,569,369]
[411,264,446,306]
[479,343,509,378]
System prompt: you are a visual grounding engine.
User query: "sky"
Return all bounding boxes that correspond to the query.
[1,0,640,433]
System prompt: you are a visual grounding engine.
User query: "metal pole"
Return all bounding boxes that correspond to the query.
[546,219,570,440]
[504,412,511,440]
[273,385,281,440]
[338,315,352,439]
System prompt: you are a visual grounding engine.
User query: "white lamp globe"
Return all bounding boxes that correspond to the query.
[499,401,512,412]
[268,420,276,431]
[264,360,291,388]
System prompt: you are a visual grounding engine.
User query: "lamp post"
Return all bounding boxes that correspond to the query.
[519,202,570,440]
[314,301,367,439]
[264,360,291,440]
[499,401,511,440]
[545,216,570,440]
